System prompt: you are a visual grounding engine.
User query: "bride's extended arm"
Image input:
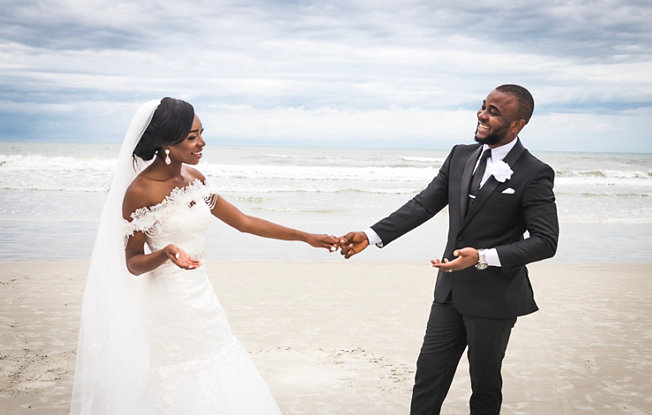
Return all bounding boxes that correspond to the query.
[210,195,338,250]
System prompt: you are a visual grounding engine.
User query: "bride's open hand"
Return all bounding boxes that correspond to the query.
[166,245,202,270]
[306,234,340,252]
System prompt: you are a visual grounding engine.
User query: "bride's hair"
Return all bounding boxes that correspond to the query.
[132,97,195,161]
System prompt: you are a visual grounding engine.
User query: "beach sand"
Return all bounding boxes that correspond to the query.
[1,261,651,414]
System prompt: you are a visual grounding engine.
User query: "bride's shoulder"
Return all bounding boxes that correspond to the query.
[182,166,206,184]
[122,176,168,221]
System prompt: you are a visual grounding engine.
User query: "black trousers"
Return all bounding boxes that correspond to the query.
[410,299,516,415]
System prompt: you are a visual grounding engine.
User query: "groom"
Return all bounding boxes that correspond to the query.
[339,84,559,414]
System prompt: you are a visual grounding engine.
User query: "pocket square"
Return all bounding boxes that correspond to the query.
[501,187,515,194]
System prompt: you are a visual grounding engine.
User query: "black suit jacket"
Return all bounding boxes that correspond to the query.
[371,139,559,318]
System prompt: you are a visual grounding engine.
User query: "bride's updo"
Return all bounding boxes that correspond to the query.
[133,97,195,161]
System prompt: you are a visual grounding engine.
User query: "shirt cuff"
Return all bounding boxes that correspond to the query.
[484,248,502,267]
[363,228,383,247]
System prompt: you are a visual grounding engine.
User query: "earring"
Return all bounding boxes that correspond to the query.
[164,149,171,165]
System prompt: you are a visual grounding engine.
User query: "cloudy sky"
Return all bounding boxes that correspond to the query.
[1,0,651,152]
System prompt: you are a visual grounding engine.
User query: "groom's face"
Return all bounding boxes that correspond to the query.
[474,90,521,147]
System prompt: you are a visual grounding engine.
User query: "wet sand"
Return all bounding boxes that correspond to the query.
[1,261,651,414]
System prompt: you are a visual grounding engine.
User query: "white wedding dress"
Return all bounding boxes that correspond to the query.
[122,179,281,414]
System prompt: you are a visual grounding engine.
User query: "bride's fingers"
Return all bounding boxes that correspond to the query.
[181,261,201,269]
[328,243,340,252]
[171,251,201,269]
[319,235,339,251]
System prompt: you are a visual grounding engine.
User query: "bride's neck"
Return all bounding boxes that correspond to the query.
[146,156,184,181]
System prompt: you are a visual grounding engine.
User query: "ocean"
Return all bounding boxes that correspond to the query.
[1,142,651,263]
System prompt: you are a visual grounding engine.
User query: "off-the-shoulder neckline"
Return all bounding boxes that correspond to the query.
[127,178,209,220]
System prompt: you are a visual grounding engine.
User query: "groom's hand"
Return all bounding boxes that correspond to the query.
[339,231,369,259]
[431,247,479,272]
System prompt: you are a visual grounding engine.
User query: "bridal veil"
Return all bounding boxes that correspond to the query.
[70,99,161,414]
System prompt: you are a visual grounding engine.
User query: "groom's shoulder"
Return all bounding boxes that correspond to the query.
[454,143,480,150]
[521,146,551,168]
[518,148,555,179]
[449,143,480,157]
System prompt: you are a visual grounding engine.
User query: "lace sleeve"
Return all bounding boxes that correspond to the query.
[201,178,219,209]
[123,207,162,240]
[205,193,218,210]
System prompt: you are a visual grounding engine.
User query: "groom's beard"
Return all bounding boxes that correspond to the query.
[474,133,502,146]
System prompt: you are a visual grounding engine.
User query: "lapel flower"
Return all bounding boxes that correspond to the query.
[488,160,513,183]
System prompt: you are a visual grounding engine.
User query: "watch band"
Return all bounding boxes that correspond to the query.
[475,249,488,270]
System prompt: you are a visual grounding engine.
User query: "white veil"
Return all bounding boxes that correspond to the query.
[70,99,161,414]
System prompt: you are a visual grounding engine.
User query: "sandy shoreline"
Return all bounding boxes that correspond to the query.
[1,261,651,414]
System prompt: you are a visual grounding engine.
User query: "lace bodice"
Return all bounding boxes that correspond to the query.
[123,179,217,261]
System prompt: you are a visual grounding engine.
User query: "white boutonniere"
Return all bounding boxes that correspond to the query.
[488,160,513,183]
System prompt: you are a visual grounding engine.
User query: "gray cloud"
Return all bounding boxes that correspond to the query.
[0,0,650,151]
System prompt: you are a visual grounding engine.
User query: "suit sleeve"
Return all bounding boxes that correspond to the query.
[370,146,454,246]
[495,164,559,269]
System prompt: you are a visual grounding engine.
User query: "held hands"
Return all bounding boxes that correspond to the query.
[166,245,202,270]
[431,247,479,273]
[306,232,369,257]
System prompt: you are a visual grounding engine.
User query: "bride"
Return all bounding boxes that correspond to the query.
[70,98,338,414]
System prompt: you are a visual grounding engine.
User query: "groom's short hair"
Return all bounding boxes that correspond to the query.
[496,84,534,124]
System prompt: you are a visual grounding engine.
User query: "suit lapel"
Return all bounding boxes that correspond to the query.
[459,145,482,218]
[460,139,526,229]
[502,138,525,168]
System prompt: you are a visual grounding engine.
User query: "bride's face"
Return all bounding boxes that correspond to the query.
[171,115,205,165]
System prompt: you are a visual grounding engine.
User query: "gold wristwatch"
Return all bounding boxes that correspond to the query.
[475,249,488,270]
